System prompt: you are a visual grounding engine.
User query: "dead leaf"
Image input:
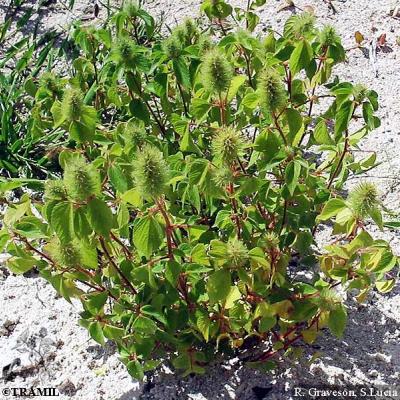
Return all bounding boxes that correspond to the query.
[303,5,315,15]
[377,33,386,47]
[94,2,99,17]
[354,31,364,45]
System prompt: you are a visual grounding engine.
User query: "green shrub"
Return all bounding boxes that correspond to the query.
[1,0,398,379]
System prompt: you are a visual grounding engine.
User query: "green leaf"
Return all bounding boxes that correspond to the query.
[109,164,128,193]
[289,39,313,75]
[207,269,231,304]
[190,98,211,121]
[127,360,144,381]
[225,286,241,309]
[328,305,347,338]
[368,207,383,230]
[248,247,270,269]
[317,198,347,221]
[69,120,95,143]
[197,312,211,342]
[241,92,259,109]
[133,315,157,335]
[121,188,143,207]
[285,108,304,146]
[7,257,37,275]
[285,160,301,196]
[85,291,108,314]
[335,100,355,136]
[141,305,167,325]
[259,316,276,333]
[293,231,313,254]
[227,75,247,102]
[314,119,333,145]
[89,321,105,345]
[103,324,125,340]
[50,202,74,243]
[133,215,164,258]
[180,131,201,154]
[87,198,114,237]
[191,243,210,265]
[375,279,395,293]
[173,58,191,89]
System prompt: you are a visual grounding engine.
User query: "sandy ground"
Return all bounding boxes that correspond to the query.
[1,0,400,399]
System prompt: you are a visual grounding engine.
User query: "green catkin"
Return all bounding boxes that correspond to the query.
[63,159,101,202]
[40,72,62,97]
[227,238,248,268]
[184,18,198,41]
[198,35,214,55]
[317,288,341,311]
[50,239,82,267]
[284,12,315,40]
[133,145,169,199]
[261,232,280,250]
[348,182,380,218]
[213,167,234,188]
[115,37,139,68]
[123,120,146,149]
[352,84,368,103]
[163,35,182,59]
[61,88,84,121]
[258,68,287,112]
[319,25,340,47]
[123,0,139,17]
[212,127,246,165]
[201,49,233,94]
[44,180,67,201]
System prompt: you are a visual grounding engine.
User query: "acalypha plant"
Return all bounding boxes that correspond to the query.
[1,0,398,379]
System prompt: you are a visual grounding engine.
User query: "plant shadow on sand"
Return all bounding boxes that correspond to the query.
[115,286,399,400]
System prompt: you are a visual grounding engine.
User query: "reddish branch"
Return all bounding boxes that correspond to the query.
[99,237,138,295]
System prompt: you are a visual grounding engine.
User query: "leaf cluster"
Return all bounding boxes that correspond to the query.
[0,0,398,379]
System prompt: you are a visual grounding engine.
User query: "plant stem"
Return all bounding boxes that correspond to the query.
[272,111,287,145]
[327,130,349,189]
[156,198,174,260]
[99,237,138,295]
[279,199,288,234]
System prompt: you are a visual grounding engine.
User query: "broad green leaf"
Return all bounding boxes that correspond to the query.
[133,215,164,258]
[225,286,241,309]
[127,360,144,381]
[87,198,114,237]
[173,57,191,89]
[317,198,347,221]
[89,321,105,345]
[133,315,157,335]
[7,256,37,275]
[375,279,395,293]
[180,131,201,154]
[368,207,383,230]
[190,98,211,121]
[109,164,128,193]
[328,305,347,338]
[197,312,211,342]
[227,75,246,102]
[51,202,74,243]
[85,291,108,314]
[335,100,355,136]
[241,92,259,109]
[285,160,301,196]
[314,119,333,145]
[285,108,304,145]
[289,39,313,75]
[103,324,124,340]
[191,243,210,265]
[207,269,231,304]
